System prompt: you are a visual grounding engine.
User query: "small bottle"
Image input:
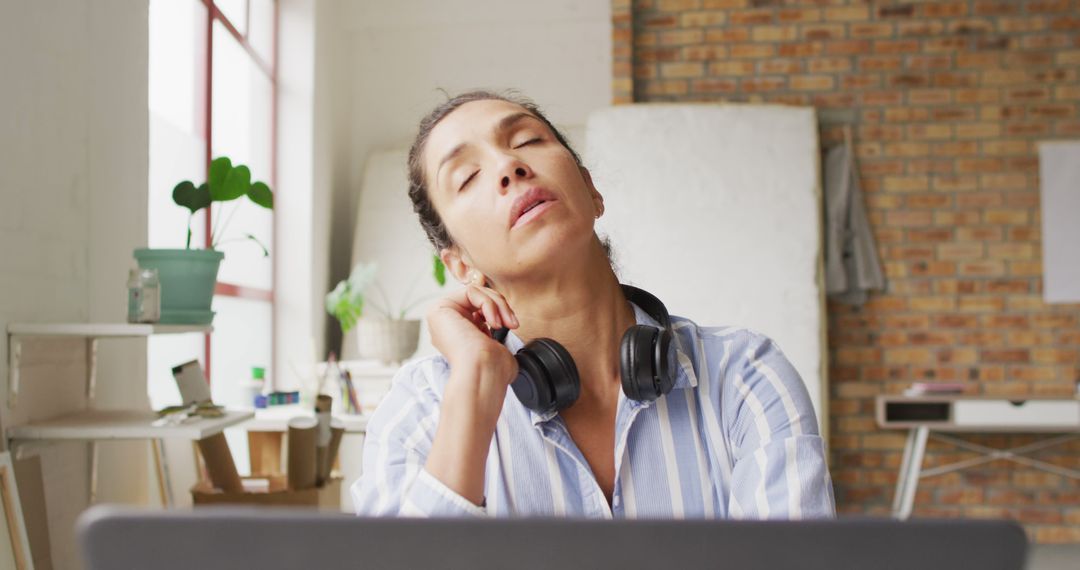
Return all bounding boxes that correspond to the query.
[240,366,266,409]
[127,268,160,323]
[127,269,142,323]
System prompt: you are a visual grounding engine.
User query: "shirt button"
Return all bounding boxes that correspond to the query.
[613,496,621,507]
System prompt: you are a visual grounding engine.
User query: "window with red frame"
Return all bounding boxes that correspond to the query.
[148,0,277,418]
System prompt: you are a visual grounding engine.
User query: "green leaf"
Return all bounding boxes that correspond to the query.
[347,262,378,293]
[193,183,211,211]
[244,233,270,257]
[214,164,250,201]
[208,157,232,195]
[172,181,202,213]
[433,254,446,286]
[248,181,274,209]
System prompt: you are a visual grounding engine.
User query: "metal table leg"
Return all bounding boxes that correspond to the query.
[895,426,928,520]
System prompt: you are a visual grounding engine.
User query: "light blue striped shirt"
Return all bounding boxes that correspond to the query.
[351,303,835,519]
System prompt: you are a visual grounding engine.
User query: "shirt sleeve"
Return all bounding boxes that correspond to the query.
[723,333,836,519]
[350,358,488,518]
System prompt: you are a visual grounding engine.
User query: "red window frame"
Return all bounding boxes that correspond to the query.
[199,0,278,380]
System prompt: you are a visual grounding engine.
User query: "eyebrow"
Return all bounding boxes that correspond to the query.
[435,111,540,182]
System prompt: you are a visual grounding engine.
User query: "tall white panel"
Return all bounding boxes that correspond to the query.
[585,104,827,435]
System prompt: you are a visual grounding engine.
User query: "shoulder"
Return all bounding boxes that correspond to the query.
[365,354,452,433]
[670,316,817,441]
[669,314,784,379]
[389,353,453,396]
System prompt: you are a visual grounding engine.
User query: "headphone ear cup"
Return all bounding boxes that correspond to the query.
[621,326,660,402]
[511,338,580,414]
[654,328,675,396]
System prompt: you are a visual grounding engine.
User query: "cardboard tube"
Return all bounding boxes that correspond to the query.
[197,432,243,493]
[314,395,333,486]
[318,419,346,485]
[287,416,318,490]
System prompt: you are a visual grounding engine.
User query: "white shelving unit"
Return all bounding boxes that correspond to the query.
[4,322,254,505]
[8,409,255,441]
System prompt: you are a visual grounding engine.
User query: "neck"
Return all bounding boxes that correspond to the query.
[496,239,636,401]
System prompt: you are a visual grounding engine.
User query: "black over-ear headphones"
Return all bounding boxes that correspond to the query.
[493,285,677,414]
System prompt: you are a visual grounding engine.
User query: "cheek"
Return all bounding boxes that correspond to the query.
[443,194,505,249]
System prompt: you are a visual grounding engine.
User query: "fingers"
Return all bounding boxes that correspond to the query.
[435,284,518,330]
[469,286,519,329]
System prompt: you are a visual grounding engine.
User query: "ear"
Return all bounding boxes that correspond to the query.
[581,166,604,218]
[441,246,483,286]
[440,247,469,284]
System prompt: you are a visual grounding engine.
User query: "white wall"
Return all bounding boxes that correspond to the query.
[322,0,613,355]
[0,1,150,568]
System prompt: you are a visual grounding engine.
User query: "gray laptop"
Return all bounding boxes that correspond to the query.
[78,506,1028,570]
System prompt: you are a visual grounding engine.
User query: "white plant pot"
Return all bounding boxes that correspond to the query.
[355,318,421,365]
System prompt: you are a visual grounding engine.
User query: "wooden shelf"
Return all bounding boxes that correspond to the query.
[8,409,253,442]
[7,323,212,338]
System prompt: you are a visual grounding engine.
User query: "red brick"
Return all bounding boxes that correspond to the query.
[690,78,738,94]
[728,43,775,58]
[851,23,894,38]
[729,9,772,25]
[679,10,727,27]
[827,40,871,55]
[922,2,968,18]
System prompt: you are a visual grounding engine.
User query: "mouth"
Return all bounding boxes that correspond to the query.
[509,187,558,229]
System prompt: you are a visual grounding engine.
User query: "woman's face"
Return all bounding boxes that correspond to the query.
[423,99,603,285]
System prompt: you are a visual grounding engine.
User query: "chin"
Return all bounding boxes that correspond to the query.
[511,223,594,273]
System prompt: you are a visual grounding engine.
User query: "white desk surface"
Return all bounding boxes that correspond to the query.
[241,405,370,433]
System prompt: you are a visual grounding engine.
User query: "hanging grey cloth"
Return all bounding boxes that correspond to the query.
[823,132,885,305]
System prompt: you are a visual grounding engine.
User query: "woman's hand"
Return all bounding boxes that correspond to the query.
[427,284,520,394]
[424,284,520,506]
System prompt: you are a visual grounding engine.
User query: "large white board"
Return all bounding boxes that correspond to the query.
[585,104,827,434]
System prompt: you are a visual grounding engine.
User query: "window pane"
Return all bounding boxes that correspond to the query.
[149,0,205,136]
[211,296,273,475]
[249,0,275,65]
[214,0,248,36]
[211,20,274,290]
[149,0,208,408]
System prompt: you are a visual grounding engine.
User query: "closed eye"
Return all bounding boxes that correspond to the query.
[460,171,478,191]
[514,137,541,148]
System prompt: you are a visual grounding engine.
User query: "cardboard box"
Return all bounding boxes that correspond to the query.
[192,475,342,511]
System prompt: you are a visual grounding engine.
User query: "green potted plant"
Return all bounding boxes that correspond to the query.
[325,255,446,364]
[135,157,273,324]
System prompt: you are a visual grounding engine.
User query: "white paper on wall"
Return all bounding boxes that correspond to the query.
[584,104,827,434]
[1038,141,1080,304]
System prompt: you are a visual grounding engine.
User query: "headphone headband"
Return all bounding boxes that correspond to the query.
[620,284,672,334]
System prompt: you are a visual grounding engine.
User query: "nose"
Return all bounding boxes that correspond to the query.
[499,157,533,190]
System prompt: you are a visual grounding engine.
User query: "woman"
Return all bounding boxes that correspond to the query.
[351,91,835,518]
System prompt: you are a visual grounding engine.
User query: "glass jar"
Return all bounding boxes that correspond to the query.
[127,268,161,323]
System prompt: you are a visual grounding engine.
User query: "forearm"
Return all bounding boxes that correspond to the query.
[423,359,508,507]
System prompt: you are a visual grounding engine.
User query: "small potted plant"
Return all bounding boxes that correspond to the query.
[325,255,446,364]
[135,157,273,324]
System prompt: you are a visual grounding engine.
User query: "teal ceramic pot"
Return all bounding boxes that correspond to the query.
[134,248,224,324]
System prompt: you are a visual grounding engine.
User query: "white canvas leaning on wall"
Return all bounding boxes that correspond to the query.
[585,104,827,436]
[1037,141,1080,304]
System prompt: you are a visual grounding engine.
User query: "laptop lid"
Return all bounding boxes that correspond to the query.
[78,506,1028,570]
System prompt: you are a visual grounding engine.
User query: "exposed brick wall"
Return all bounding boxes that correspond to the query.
[614,0,1080,543]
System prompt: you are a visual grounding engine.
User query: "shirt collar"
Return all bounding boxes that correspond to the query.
[501,301,698,427]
